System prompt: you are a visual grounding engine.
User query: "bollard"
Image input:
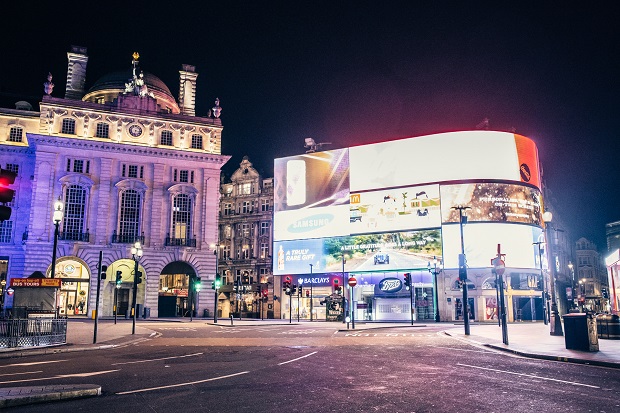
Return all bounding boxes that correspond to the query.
[230,314,234,326]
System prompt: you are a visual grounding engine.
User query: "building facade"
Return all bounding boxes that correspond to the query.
[272,131,554,322]
[0,46,229,318]
[217,157,275,318]
[573,238,608,312]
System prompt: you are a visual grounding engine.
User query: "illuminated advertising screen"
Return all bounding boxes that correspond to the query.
[273,229,442,275]
[274,205,351,241]
[440,183,542,226]
[349,131,541,192]
[273,148,349,213]
[441,223,542,269]
[349,184,440,234]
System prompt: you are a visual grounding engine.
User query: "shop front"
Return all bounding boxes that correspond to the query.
[52,259,91,317]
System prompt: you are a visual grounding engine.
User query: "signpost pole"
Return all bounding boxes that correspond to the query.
[348,276,357,329]
[493,244,508,345]
[93,251,103,344]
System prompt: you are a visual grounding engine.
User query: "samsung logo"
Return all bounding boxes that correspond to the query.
[379,278,403,293]
[288,214,334,233]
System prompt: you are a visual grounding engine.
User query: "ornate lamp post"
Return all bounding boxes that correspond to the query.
[427,256,442,322]
[50,198,64,279]
[130,241,143,335]
[213,246,219,324]
[543,211,563,336]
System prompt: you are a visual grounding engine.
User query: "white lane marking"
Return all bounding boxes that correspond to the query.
[0,360,68,367]
[116,371,250,395]
[435,346,493,353]
[111,352,203,365]
[457,363,600,388]
[0,369,119,385]
[0,371,43,377]
[277,351,318,366]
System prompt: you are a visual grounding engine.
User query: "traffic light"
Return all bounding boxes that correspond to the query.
[283,275,292,295]
[135,270,143,284]
[194,277,202,292]
[403,273,411,290]
[458,254,467,281]
[262,288,268,298]
[291,284,297,295]
[333,278,342,293]
[0,168,16,222]
[602,288,609,299]
[305,289,310,298]
[214,276,221,290]
[116,271,122,286]
[100,265,108,280]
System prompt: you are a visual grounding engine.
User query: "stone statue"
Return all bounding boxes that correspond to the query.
[44,73,54,95]
[212,98,222,118]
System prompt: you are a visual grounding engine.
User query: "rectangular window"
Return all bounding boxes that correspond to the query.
[8,127,23,142]
[260,222,270,235]
[260,242,269,259]
[224,203,233,216]
[95,123,109,138]
[222,245,230,260]
[5,164,18,175]
[0,221,12,243]
[242,201,251,214]
[261,199,270,211]
[173,169,177,181]
[67,159,71,172]
[61,118,76,135]
[128,165,138,178]
[191,134,203,149]
[238,183,252,195]
[119,189,141,241]
[160,130,173,146]
[73,160,84,173]
[190,171,194,184]
[179,170,189,183]
[140,166,144,179]
[240,223,250,237]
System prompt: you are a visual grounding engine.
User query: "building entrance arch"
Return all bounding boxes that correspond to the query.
[46,257,90,317]
[158,261,196,317]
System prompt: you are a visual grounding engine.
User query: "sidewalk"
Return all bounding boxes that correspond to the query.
[443,322,620,369]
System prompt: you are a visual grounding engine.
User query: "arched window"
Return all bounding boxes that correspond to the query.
[119,189,142,243]
[62,184,87,240]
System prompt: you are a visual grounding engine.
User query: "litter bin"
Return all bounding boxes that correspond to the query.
[143,307,150,319]
[203,309,209,318]
[563,313,599,352]
[596,314,620,339]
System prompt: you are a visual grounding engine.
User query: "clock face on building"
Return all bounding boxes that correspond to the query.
[128,124,143,137]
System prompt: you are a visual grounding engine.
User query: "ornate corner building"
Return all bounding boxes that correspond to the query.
[0,46,230,318]
[217,157,275,318]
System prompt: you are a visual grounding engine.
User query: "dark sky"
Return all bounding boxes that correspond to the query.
[1,1,618,250]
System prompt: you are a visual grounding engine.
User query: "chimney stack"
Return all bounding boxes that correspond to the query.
[65,45,88,100]
[179,64,198,116]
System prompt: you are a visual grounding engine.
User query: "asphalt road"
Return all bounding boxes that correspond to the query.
[2,322,619,412]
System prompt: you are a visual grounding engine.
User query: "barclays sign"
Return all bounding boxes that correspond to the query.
[378,278,403,293]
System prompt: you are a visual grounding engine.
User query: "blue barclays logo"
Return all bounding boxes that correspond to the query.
[288,213,334,233]
[379,278,403,293]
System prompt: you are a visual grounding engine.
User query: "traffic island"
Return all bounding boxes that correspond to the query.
[0,384,101,408]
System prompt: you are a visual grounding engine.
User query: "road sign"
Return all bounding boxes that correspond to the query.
[493,259,505,276]
[348,277,357,287]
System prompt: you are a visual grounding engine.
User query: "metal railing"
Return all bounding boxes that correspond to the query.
[112,232,145,244]
[164,237,196,247]
[0,318,67,348]
[59,231,90,242]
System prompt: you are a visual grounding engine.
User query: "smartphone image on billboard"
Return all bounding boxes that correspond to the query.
[286,159,306,206]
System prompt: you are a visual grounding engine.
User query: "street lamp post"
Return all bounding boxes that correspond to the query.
[130,241,143,335]
[543,211,563,336]
[534,241,548,325]
[568,261,575,311]
[427,256,441,322]
[214,248,219,324]
[309,264,313,322]
[452,205,470,335]
[51,198,63,317]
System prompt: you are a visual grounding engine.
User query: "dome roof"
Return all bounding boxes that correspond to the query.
[83,69,180,113]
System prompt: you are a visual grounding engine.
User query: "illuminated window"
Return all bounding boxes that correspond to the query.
[160,130,173,146]
[61,118,76,135]
[8,127,23,142]
[224,203,233,216]
[95,123,109,138]
[260,242,269,258]
[238,182,251,195]
[191,134,203,149]
[242,201,251,214]
[240,223,250,237]
[222,245,230,260]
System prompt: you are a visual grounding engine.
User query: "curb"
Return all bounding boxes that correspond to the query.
[0,384,101,408]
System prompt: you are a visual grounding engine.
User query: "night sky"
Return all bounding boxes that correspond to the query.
[1,1,618,250]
